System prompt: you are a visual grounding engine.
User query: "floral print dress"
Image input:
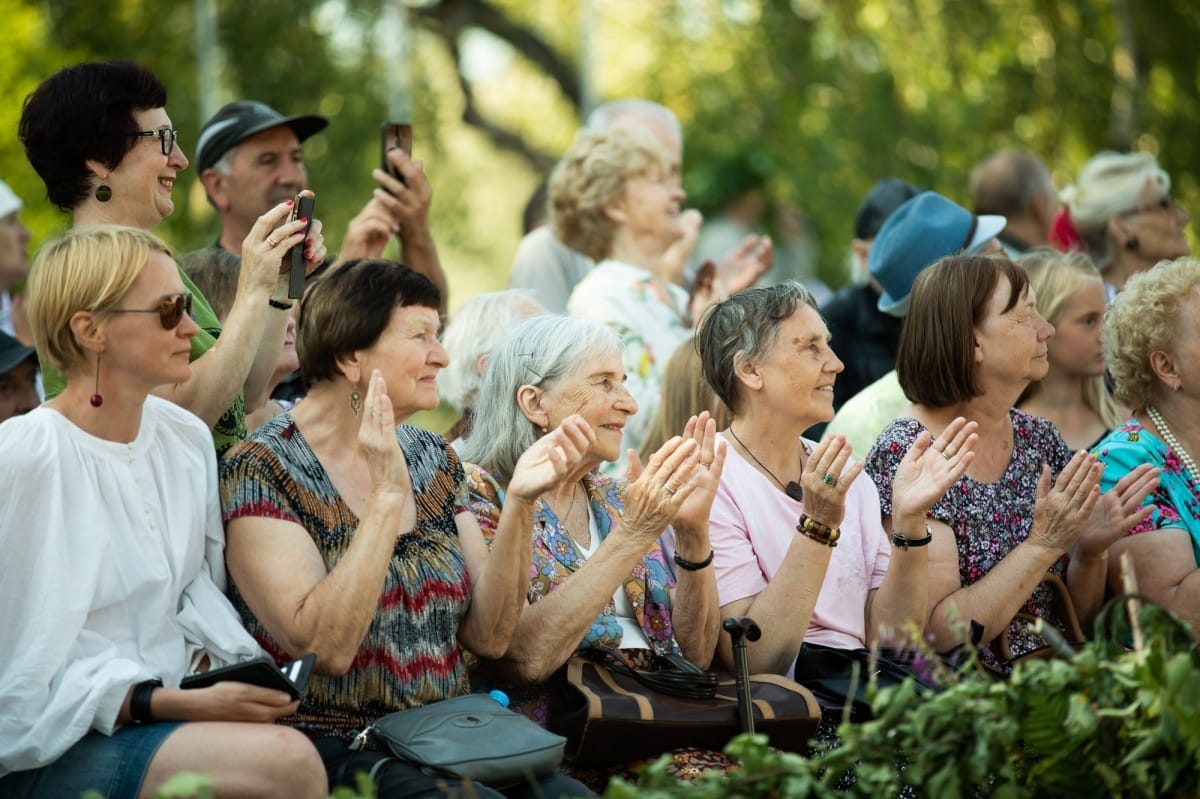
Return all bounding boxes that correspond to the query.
[1094,418,1200,564]
[864,410,1072,674]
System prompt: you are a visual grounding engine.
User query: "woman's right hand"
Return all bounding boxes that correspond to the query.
[1028,450,1104,553]
[619,435,702,547]
[506,414,596,503]
[241,192,320,293]
[799,433,862,528]
[359,370,411,500]
[177,681,300,723]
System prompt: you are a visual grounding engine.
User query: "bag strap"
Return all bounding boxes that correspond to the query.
[583,647,719,700]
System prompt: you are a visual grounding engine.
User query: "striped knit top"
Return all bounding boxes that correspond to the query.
[219,414,473,741]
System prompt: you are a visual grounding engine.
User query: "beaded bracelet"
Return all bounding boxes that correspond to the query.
[892,522,933,550]
[130,678,163,724]
[796,513,840,547]
[673,549,715,571]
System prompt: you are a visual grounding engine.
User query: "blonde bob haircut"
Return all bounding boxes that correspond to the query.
[1061,151,1171,272]
[1104,257,1200,410]
[27,225,171,372]
[1016,248,1121,429]
[549,126,671,262]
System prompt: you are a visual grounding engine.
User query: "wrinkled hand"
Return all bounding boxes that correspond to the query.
[507,415,596,503]
[799,434,863,528]
[716,233,773,294]
[358,370,411,500]
[891,418,979,520]
[661,209,702,286]
[671,412,728,535]
[620,435,702,548]
[1029,451,1103,553]
[1075,463,1160,561]
[241,198,306,294]
[339,196,399,261]
[183,680,300,723]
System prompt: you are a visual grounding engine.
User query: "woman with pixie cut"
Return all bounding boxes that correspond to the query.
[864,254,1157,675]
[1093,258,1200,635]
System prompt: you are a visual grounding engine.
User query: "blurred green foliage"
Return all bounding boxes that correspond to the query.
[1,0,1196,298]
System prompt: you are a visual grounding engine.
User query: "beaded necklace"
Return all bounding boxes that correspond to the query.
[1147,405,1200,483]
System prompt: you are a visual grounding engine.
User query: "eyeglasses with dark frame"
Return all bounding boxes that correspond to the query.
[129,126,179,157]
[107,293,193,330]
[1120,194,1179,218]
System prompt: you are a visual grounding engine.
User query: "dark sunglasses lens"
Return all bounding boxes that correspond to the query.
[159,295,189,329]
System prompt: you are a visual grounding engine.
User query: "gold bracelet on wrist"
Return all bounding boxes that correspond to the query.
[796,513,840,547]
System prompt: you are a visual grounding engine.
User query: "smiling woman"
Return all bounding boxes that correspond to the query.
[19,60,327,455]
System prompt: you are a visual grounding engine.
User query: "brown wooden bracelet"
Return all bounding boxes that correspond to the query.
[796,513,840,547]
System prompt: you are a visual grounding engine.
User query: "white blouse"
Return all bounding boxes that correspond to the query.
[0,397,261,774]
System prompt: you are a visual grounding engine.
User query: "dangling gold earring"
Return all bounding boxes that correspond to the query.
[90,351,104,407]
[350,389,362,416]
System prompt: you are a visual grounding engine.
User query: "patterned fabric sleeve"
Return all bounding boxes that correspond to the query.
[1094,420,1196,536]
[219,438,303,525]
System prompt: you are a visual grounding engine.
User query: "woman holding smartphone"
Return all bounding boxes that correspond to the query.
[0,226,326,799]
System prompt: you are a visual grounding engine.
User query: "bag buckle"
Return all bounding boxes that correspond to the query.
[349,725,374,752]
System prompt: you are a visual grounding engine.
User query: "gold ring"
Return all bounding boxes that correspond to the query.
[664,485,678,496]
[944,447,955,459]
[700,460,713,468]
[267,237,278,247]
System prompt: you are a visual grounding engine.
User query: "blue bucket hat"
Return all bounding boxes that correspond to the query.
[869,191,1006,317]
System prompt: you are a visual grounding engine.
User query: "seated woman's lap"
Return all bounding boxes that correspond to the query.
[316,737,590,799]
[0,722,183,799]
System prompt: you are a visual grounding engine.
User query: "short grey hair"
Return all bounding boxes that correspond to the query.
[970,149,1055,218]
[586,98,682,141]
[459,315,622,482]
[437,289,546,412]
[1062,151,1171,272]
[695,282,817,414]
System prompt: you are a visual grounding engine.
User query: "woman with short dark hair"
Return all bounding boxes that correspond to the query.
[220,259,593,798]
[864,254,1158,674]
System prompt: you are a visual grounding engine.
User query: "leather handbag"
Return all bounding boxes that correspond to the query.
[353,693,567,787]
[547,649,821,764]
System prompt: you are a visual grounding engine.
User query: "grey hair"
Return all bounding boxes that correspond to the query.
[970,149,1055,218]
[459,314,622,482]
[695,282,817,414]
[1062,151,1171,272]
[200,149,235,209]
[437,289,547,412]
[586,98,682,141]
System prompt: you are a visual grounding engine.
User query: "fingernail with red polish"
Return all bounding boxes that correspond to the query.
[286,199,294,206]
[299,217,308,224]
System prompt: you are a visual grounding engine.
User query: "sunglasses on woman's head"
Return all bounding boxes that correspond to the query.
[108,292,193,329]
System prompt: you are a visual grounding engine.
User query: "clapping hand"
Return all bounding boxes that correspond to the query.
[1029,450,1104,554]
[621,435,702,548]
[799,433,862,528]
[891,418,979,521]
[358,370,411,500]
[670,412,728,534]
[507,415,596,503]
[1075,462,1159,561]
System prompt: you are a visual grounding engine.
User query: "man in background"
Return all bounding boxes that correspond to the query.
[970,149,1058,257]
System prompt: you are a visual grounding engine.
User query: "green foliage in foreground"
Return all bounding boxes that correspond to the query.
[81,596,1200,799]
[604,596,1200,799]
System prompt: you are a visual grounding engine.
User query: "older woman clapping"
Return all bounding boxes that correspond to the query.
[864,255,1158,675]
[19,60,325,454]
[694,283,975,722]
[0,226,326,799]
[1094,258,1200,633]
[220,260,592,799]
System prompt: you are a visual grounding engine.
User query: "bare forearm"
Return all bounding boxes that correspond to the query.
[243,295,291,405]
[401,229,448,313]
[928,541,1061,650]
[717,538,832,675]
[867,549,929,646]
[460,497,536,657]
[669,526,721,668]
[155,287,273,426]
[1066,553,1108,626]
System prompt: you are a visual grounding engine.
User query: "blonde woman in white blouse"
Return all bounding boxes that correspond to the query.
[0,226,326,799]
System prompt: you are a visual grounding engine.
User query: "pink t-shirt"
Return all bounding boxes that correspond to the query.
[709,434,891,661]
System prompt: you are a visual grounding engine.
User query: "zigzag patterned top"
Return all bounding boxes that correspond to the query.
[219,415,472,741]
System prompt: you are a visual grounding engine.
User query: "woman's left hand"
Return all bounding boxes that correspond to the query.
[799,433,863,527]
[891,417,979,520]
[670,412,728,534]
[1074,462,1160,561]
[507,414,596,503]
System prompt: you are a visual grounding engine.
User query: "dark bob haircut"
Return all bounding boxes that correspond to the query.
[19,61,167,212]
[896,254,1029,407]
[297,259,441,389]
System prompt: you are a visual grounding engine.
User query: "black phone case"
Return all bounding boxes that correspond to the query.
[180,653,316,700]
[287,195,315,299]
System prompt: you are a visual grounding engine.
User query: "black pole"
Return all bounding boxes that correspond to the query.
[723,616,762,735]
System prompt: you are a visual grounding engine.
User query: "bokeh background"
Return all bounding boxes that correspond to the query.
[2,0,1197,304]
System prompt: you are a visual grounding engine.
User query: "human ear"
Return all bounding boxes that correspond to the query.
[516,384,548,428]
[69,310,104,353]
[733,352,763,392]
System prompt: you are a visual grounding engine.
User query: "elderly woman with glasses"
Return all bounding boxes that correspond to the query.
[0,226,328,799]
[1056,151,1190,300]
[19,60,325,455]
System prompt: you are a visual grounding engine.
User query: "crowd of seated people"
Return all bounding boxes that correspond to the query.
[2,55,1198,799]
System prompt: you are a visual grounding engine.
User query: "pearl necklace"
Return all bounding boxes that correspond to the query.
[1147,406,1200,483]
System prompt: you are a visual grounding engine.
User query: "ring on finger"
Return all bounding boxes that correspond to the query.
[823,473,837,486]
[267,236,278,247]
[944,447,956,459]
[700,459,713,468]
[664,484,678,496]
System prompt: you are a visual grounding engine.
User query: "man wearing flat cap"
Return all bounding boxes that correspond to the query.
[195,101,446,308]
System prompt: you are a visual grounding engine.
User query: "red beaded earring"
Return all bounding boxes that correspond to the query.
[90,351,103,407]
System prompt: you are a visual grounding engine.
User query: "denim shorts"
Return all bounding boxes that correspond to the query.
[0,722,183,799]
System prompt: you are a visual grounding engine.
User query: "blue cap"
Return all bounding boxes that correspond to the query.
[488,689,510,708]
[868,191,1006,318]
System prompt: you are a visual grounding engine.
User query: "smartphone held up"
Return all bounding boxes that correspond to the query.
[286,193,315,299]
[381,122,412,189]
